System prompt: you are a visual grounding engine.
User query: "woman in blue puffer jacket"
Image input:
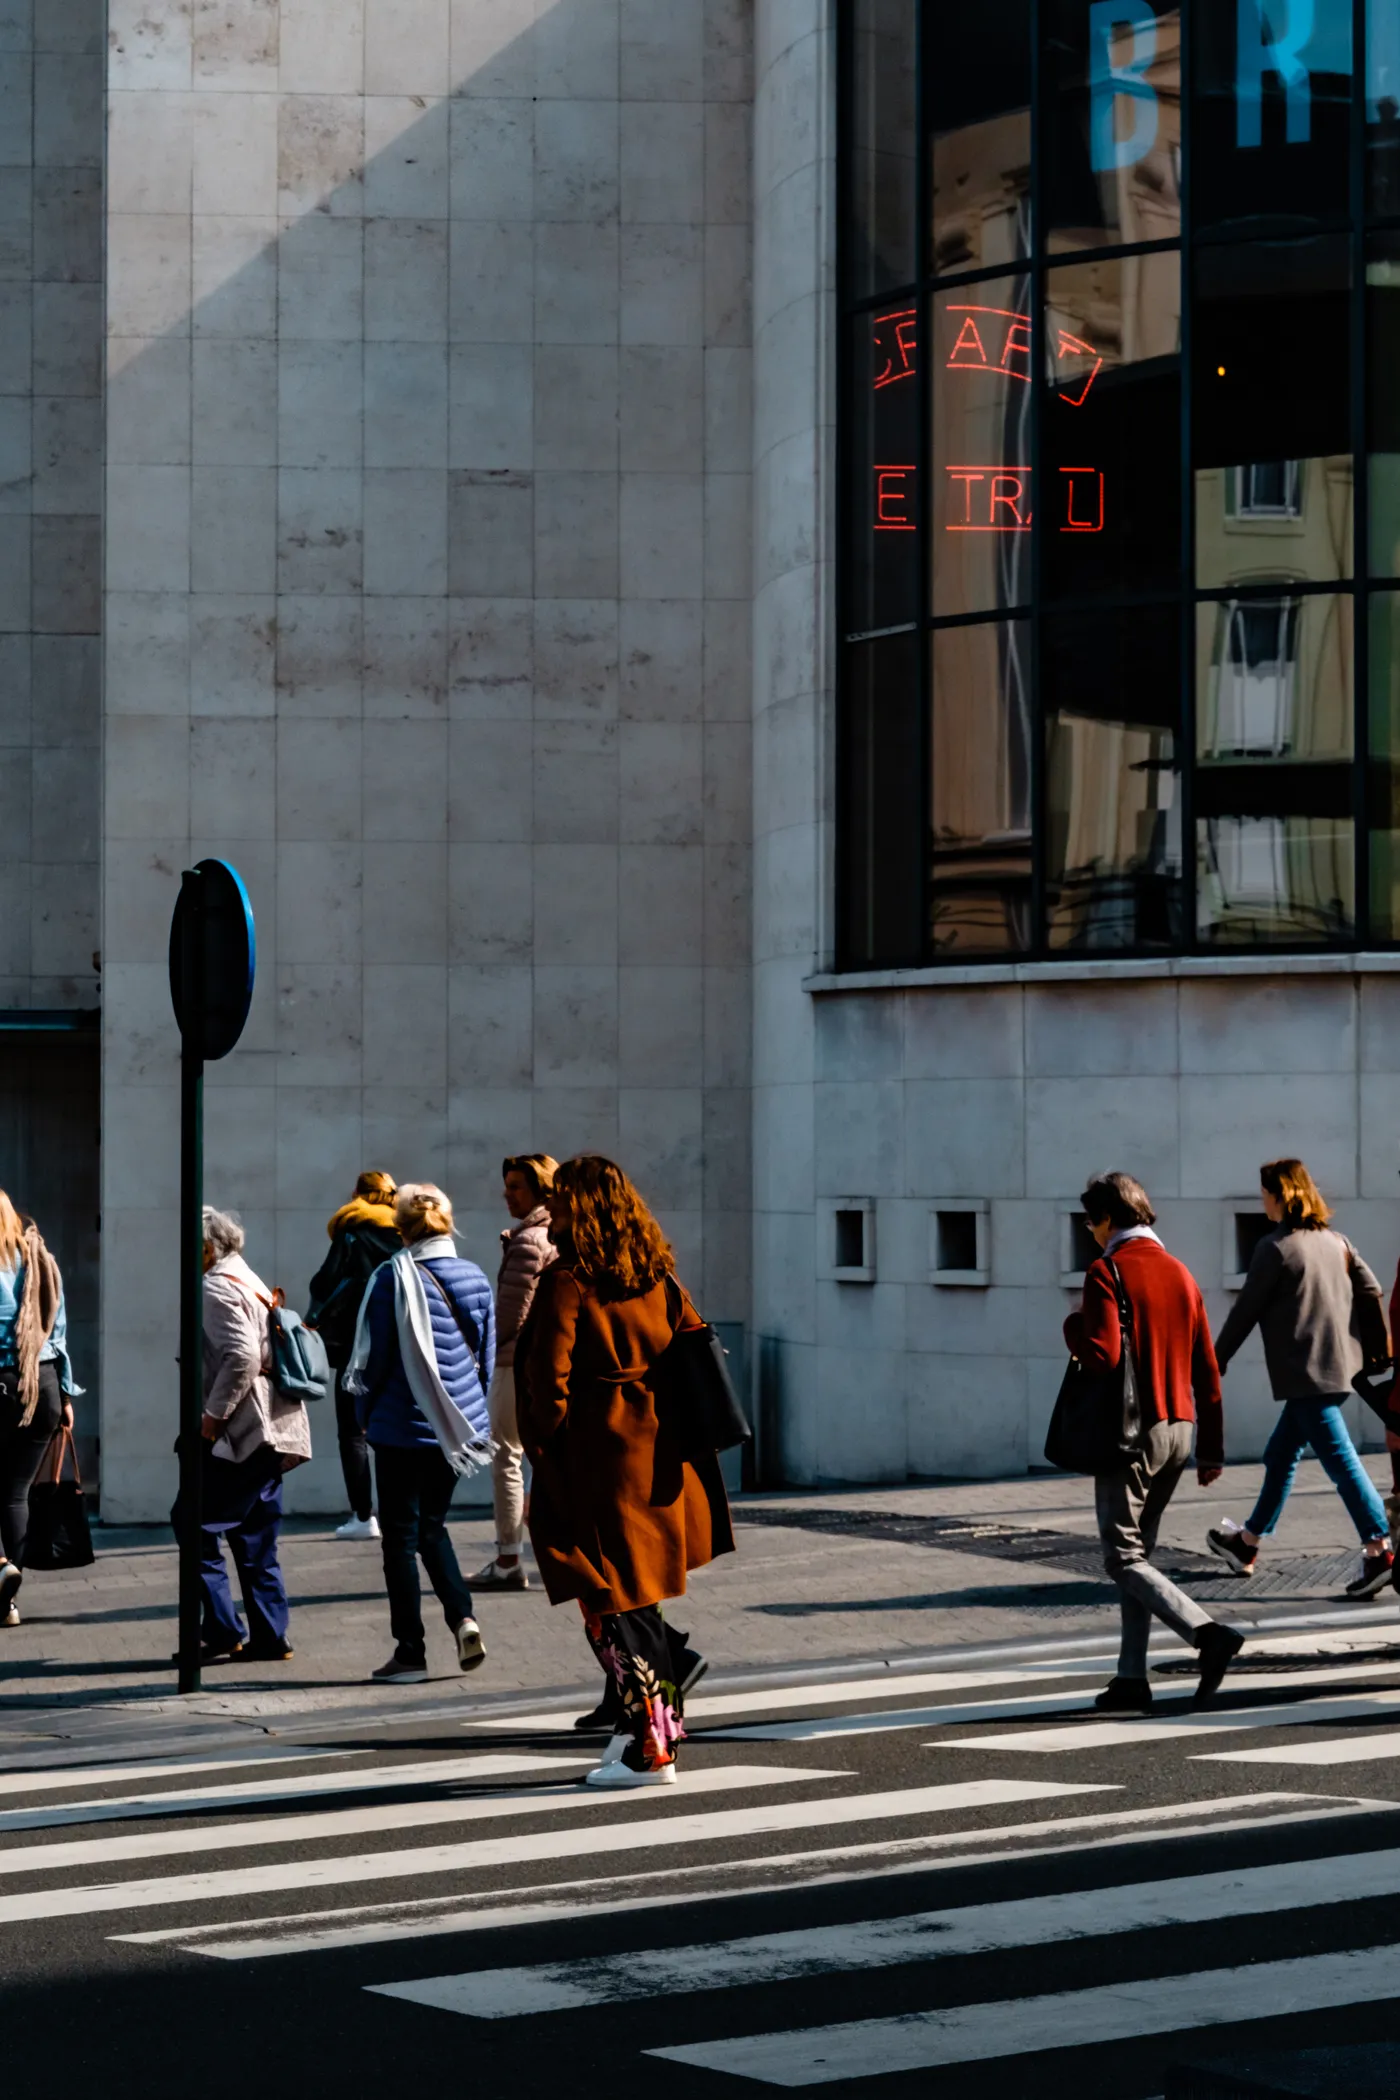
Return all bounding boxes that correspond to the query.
[346,1183,496,1684]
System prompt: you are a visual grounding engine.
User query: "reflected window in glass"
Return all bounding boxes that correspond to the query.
[1369,0,1400,218]
[1044,0,1182,255]
[841,634,925,967]
[930,621,1032,955]
[1195,0,1353,233]
[1369,591,1400,938]
[846,304,922,636]
[1193,238,1352,590]
[1042,252,1181,600]
[1044,604,1182,951]
[1369,242,1400,578]
[848,1,919,302]
[929,4,1032,278]
[931,278,1033,618]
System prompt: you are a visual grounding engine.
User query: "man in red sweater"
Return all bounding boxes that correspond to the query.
[1065,1172,1244,1712]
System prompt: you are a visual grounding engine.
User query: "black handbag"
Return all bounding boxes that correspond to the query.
[1353,1361,1400,1438]
[1044,1258,1144,1475]
[26,1426,96,1570]
[655,1276,751,1461]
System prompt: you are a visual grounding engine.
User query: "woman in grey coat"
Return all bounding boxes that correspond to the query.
[1206,1158,1392,1597]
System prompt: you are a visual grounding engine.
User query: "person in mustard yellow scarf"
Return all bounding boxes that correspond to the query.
[307,1170,401,1540]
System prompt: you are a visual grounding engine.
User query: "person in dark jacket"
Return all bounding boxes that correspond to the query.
[1066,1171,1243,1713]
[1207,1158,1392,1596]
[345,1183,495,1684]
[306,1170,401,1541]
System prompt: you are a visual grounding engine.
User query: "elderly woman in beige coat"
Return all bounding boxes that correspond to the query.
[170,1206,310,1665]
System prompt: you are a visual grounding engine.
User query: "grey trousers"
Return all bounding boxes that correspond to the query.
[1095,1420,1213,1678]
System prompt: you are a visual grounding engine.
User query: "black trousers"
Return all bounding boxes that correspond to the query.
[334,1371,374,1522]
[0,1361,63,1566]
[373,1442,473,1664]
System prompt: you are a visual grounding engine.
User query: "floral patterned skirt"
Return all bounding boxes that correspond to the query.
[580,1601,685,1771]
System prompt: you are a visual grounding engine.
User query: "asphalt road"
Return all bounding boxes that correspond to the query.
[4,1627,1400,2098]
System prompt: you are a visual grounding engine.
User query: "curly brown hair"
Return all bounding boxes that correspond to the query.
[550,1155,672,1300]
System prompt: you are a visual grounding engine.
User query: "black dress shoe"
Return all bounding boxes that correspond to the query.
[170,1639,244,1666]
[1094,1676,1153,1714]
[1194,1623,1245,1703]
[239,1640,294,1662]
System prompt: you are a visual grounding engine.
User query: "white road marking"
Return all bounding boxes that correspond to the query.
[649,1945,1400,2085]
[372,1844,1400,2018]
[0,1763,840,1878]
[944,1689,1400,1753]
[469,1661,1119,1734]
[0,1750,348,1798]
[1197,1727,1400,1766]
[7,1778,1107,1927]
[717,1661,1400,1742]
[116,1793,1382,1960]
[0,1754,590,1834]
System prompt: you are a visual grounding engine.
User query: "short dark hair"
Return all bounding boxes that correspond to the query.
[1080,1171,1156,1232]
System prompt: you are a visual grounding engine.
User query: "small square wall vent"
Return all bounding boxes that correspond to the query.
[819,1198,876,1283]
[929,1200,989,1286]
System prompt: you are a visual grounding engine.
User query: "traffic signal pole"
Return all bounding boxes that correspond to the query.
[176,867,205,1696]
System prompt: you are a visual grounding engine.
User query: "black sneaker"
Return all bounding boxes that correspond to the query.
[1194,1623,1245,1704]
[1094,1676,1153,1714]
[667,1623,708,1698]
[1345,1549,1396,1600]
[1206,1525,1257,1576]
[371,1653,429,1684]
[575,1679,624,1731]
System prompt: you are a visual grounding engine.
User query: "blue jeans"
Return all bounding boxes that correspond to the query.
[372,1442,474,1665]
[1246,1399,1389,1545]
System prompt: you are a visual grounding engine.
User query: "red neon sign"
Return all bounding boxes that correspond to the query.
[941,308,1104,407]
[1060,466,1105,533]
[873,465,916,531]
[946,307,1032,383]
[873,309,917,390]
[939,466,1106,535]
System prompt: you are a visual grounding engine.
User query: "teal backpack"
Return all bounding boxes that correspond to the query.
[267,1293,331,1404]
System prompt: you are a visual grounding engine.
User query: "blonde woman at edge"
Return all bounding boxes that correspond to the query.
[0,1190,82,1627]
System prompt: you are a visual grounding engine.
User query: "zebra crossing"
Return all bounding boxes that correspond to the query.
[6,1631,1400,2089]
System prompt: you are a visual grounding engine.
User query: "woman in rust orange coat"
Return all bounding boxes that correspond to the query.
[516,1155,734,1789]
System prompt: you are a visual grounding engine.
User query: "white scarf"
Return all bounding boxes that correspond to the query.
[344,1236,494,1477]
[1105,1225,1164,1256]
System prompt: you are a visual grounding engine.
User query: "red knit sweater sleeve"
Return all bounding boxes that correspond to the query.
[1070,1258,1122,1373]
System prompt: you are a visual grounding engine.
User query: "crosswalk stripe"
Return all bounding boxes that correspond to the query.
[648,1945,1400,2085]
[1196,1727,1400,1766]
[0,1749,350,1798]
[0,1752,593,1835]
[710,1659,1400,1743]
[465,1661,1121,1734]
[370,1842,1400,2018]
[0,1763,841,1879]
[1,1778,1107,1927]
[943,1689,1400,1753]
[115,1791,1350,1960]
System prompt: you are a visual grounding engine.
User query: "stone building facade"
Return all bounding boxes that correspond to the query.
[1,0,1393,1517]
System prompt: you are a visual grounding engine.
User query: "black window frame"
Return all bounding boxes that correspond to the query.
[837,0,1400,968]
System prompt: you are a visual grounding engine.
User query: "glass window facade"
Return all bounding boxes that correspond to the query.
[839,1,1400,964]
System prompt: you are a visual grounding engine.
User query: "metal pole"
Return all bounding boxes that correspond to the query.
[176,869,205,1695]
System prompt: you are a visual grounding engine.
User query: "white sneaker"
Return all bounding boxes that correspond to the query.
[601,1731,630,1766]
[456,1617,486,1672]
[583,1759,676,1789]
[470,1557,530,1590]
[335,1515,381,1541]
[1,1604,18,1628]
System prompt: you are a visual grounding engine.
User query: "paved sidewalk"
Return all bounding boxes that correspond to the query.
[0,1457,1394,1758]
